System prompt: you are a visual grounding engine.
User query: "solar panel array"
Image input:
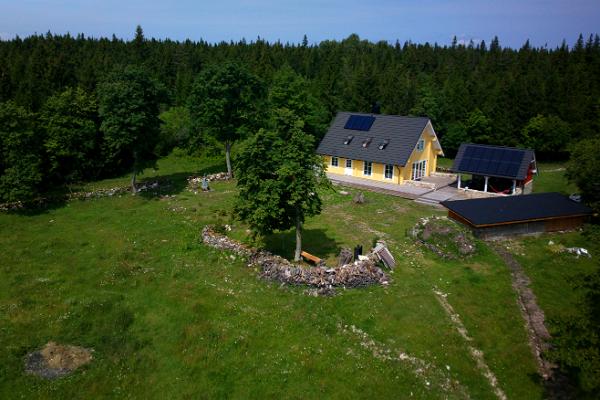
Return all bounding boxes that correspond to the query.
[458,146,524,178]
[344,115,375,131]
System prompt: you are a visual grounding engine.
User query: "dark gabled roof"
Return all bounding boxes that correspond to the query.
[316,112,433,167]
[441,192,592,227]
[451,143,535,180]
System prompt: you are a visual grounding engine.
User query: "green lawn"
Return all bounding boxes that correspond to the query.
[512,231,597,330]
[0,153,586,399]
[533,163,577,194]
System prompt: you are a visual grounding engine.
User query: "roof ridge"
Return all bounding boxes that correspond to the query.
[336,111,430,120]
[461,143,534,152]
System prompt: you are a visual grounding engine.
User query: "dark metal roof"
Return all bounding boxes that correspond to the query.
[316,112,431,167]
[452,143,535,180]
[441,192,593,227]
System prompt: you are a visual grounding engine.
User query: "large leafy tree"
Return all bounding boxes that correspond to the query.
[0,101,43,202]
[157,106,191,156]
[39,87,101,183]
[235,109,329,261]
[566,136,600,212]
[235,109,328,261]
[441,122,469,157]
[464,108,493,144]
[188,63,262,177]
[550,227,600,394]
[98,65,163,193]
[520,114,571,157]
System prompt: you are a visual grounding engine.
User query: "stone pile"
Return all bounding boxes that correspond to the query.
[188,172,231,192]
[0,180,171,212]
[410,216,476,259]
[201,226,390,295]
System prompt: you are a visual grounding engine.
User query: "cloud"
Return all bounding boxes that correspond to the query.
[453,34,483,46]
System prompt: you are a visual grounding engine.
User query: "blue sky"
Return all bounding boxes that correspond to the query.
[0,0,598,48]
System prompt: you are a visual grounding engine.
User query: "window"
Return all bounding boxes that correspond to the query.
[362,137,373,148]
[344,135,354,145]
[378,139,389,150]
[416,139,425,151]
[385,164,393,179]
[345,159,352,168]
[363,161,372,176]
[411,160,427,180]
[331,156,339,167]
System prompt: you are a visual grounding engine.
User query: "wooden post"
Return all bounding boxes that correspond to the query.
[484,176,489,192]
[512,179,517,195]
[457,174,462,189]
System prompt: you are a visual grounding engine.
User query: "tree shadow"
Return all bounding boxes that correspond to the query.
[5,196,69,216]
[5,162,228,215]
[531,370,578,400]
[263,228,341,262]
[136,163,229,199]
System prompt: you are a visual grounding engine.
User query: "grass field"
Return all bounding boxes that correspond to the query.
[0,154,593,399]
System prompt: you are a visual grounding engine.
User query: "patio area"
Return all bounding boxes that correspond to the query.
[327,172,468,205]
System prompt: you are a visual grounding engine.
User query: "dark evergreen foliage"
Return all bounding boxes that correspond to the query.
[0,30,599,201]
[0,101,43,201]
[0,31,598,151]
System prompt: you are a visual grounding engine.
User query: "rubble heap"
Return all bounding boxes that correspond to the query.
[410,216,476,259]
[188,172,231,192]
[202,226,390,295]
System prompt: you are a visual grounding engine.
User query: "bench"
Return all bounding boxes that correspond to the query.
[301,251,322,264]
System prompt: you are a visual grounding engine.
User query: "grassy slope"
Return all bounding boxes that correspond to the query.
[0,153,569,399]
[511,232,597,332]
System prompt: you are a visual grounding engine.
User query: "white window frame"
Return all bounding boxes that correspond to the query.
[412,160,427,180]
[416,139,425,151]
[331,156,339,167]
[384,164,394,179]
[345,159,352,168]
[363,161,372,176]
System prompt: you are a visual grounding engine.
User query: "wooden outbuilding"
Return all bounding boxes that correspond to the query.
[441,192,592,239]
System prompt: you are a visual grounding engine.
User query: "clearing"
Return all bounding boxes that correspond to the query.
[0,154,593,399]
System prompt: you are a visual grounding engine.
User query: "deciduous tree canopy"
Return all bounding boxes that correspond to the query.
[98,65,163,192]
[188,62,263,177]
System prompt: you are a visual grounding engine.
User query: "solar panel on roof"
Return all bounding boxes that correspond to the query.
[456,145,527,179]
[507,163,520,177]
[344,115,375,131]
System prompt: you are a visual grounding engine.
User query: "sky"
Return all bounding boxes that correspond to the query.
[0,0,598,48]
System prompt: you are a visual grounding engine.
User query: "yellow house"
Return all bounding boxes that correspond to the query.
[316,112,444,185]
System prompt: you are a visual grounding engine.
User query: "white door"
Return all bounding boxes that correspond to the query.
[412,160,427,180]
[345,159,353,175]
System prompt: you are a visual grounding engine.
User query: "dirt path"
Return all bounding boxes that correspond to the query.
[433,290,507,400]
[491,244,555,379]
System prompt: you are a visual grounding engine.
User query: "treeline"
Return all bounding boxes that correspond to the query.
[2,29,600,153]
[1,28,600,202]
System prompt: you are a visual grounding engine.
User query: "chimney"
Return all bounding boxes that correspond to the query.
[371,102,381,114]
